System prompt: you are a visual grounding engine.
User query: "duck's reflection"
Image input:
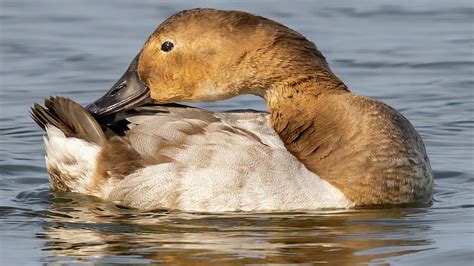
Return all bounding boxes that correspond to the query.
[37,192,433,264]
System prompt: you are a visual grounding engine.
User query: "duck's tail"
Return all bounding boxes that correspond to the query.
[31,97,106,193]
[31,97,106,146]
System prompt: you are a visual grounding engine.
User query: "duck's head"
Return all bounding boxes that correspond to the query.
[87,8,335,116]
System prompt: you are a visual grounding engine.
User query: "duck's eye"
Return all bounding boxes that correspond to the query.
[161,41,174,52]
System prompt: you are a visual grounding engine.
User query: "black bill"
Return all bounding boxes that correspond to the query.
[86,54,151,116]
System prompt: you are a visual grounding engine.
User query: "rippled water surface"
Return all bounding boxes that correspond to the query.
[1,0,473,264]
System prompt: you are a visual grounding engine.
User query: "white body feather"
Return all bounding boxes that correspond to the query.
[44,126,100,194]
[44,108,353,212]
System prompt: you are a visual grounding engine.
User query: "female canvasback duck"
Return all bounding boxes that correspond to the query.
[31,8,433,212]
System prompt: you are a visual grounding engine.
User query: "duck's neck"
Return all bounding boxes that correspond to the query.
[265,72,351,179]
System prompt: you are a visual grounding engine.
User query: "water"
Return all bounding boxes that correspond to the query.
[1,0,473,264]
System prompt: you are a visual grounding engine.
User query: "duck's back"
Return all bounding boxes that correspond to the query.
[109,106,352,211]
[32,98,352,212]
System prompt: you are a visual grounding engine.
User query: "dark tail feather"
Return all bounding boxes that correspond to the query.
[31,96,106,146]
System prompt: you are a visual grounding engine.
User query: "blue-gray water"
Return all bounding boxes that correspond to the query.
[1,0,473,264]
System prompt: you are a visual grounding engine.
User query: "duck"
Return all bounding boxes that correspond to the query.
[31,8,433,212]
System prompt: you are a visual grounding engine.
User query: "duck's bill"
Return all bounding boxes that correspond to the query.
[86,54,151,116]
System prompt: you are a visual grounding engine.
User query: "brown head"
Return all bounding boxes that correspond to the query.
[87,8,338,115]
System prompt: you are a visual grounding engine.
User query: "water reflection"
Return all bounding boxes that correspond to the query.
[37,192,433,264]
